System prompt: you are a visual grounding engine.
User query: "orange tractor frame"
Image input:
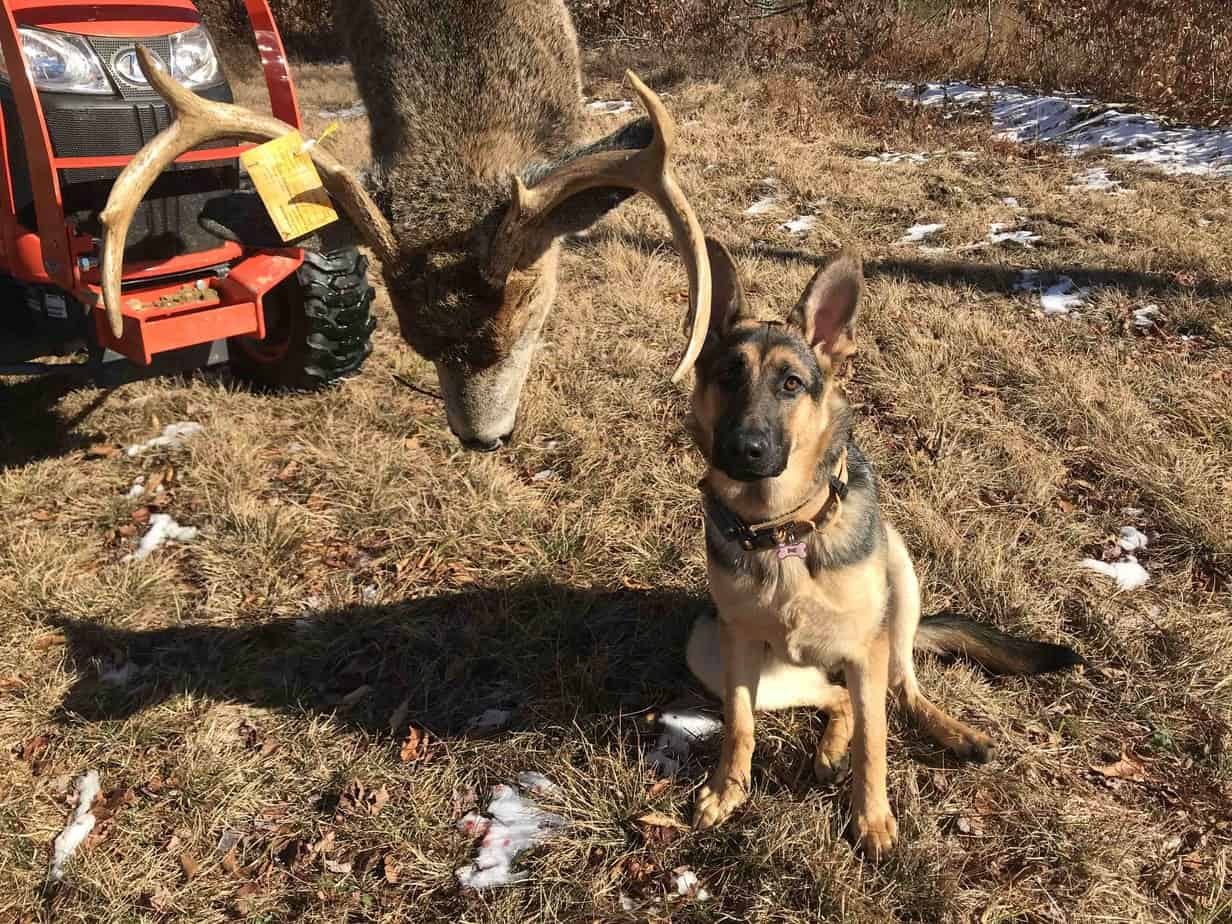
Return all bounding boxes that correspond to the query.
[0,0,374,385]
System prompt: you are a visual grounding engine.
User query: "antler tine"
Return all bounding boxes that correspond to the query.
[487,70,711,384]
[98,45,396,339]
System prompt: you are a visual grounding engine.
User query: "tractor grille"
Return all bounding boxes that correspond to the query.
[2,82,240,264]
[85,35,178,103]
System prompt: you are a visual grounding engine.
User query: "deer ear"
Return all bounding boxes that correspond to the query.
[787,247,863,362]
[704,237,748,342]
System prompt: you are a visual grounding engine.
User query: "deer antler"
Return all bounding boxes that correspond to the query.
[98,46,396,339]
[485,72,711,385]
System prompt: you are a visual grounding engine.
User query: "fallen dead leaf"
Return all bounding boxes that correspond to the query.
[32,633,66,650]
[452,784,478,817]
[635,811,689,845]
[233,881,263,915]
[646,779,671,799]
[0,675,26,693]
[180,852,201,881]
[145,887,175,913]
[324,857,353,875]
[399,726,429,763]
[1090,748,1148,783]
[85,443,120,460]
[308,830,335,862]
[276,460,299,482]
[369,785,390,816]
[336,780,390,819]
[222,845,240,874]
[382,854,401,885]
[92,787,136,823]
[30,509,52,522]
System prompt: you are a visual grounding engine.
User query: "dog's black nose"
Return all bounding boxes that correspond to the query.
[736,432,768,464]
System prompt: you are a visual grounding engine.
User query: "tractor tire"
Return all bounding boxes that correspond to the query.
[228,247,376,390]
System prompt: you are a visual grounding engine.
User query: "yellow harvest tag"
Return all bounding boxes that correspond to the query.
[240,130,338,242]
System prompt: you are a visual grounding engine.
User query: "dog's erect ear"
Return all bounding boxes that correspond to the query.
[787,247,863,362]
[705,236,748,340]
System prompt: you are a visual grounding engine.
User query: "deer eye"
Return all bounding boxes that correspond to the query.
[782,374,805,394]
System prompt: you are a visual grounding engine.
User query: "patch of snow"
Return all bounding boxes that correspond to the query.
[780,215,816,235]
[1014,271,1089,317]
[898,82,1232,177]
[531,469,559,483]
[360,584,379,604]
[456,777,566,889]
[1068,166,1130,193]
[125,477,146,499]
[898,222,945,244]
[515,771,562,799]
[745,194,782,215]
[318,101,366,120]
[125,422,203,457]
[672,867,712,901]
[987,223,1040,246]
[124,514,199,562]
[1002,196,1022,208]
[48,771,100,883]
[586,99,634,115]
[1118,526,1149,553]
[1132,304,1164,329]
[1081,555,1150,591]
[468,708,513,735]
[647,708,722,777]
[863,151,929,166]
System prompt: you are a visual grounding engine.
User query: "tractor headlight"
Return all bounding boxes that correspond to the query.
[169,25,221,88]
[0,27,110,95]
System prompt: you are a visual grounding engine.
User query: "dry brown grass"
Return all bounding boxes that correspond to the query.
[2,63,1231,922]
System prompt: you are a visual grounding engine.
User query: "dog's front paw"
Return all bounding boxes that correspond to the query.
[813,747,850,785]
[853,804,898,862]
[692,776,748,829]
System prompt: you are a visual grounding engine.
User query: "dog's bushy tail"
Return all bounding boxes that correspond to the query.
[914,614,1084,675]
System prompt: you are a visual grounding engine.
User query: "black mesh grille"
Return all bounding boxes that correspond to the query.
[42,100,233,158]
[1,75,239,265]
[84,34,226,102]
[87,35,175,101]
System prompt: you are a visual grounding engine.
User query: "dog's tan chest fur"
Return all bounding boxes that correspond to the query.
[708,550,888,671]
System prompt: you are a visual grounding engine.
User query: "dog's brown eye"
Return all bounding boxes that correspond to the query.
[783,375,804,394]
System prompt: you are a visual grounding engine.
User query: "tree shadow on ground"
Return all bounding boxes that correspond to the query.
[51,580,714,739]
[574,228,1232,302]
[0,377,109,469]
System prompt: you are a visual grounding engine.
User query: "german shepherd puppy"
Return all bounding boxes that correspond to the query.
[684,239,1083,859]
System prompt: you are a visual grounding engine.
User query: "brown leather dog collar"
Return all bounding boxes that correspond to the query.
[701,448,849,557]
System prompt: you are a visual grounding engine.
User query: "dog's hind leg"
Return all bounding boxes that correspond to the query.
[687,614,837,710]
[884,524,992,762]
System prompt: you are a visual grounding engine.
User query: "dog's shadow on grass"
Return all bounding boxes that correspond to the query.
[51,580,713,739]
